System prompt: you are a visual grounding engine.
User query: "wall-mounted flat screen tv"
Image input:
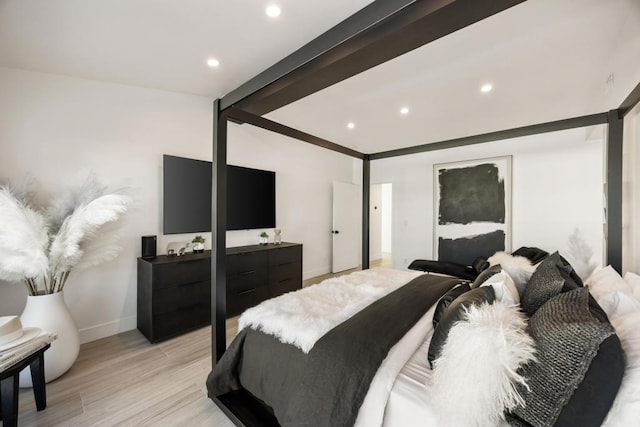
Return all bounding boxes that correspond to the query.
[227,165,276,231]
[163,155,212,234]
[163,155,276,234]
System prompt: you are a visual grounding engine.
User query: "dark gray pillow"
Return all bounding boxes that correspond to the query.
[521,252,580,315]
[432,283,471,329]
[511,288,621,427]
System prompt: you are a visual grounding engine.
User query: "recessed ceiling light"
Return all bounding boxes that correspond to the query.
[480,83,493,93]
[207,58,220,68]
[400,107,410,115]
[266,5,281,17]
[347,122,355,129]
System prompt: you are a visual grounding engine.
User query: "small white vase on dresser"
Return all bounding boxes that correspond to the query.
[19,291,80,387]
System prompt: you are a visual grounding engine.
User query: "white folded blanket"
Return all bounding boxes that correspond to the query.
[239,267,422,353]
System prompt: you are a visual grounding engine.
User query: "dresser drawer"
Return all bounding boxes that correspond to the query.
[227,286,270,317]
[269,258,301,284]
[153,280,210,315]
[152,303,210,342]
[269,277,300,298]
[227,251,268,275]
[153,259,210,289]
[228,268,268,294]
[268,246,301,267]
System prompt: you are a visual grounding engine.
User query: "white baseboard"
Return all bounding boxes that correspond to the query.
[78,315,137,344]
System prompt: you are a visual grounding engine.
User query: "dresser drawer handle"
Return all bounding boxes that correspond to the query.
[238,289,256,295]
[278,278,293,284]
[278,261,293,267]
[176,280,206,288]
[239,270,256,276]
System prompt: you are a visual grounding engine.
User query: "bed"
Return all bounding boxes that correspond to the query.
[208,268,462,426]
[208,254,640,427]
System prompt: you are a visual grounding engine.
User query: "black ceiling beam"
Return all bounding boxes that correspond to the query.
[370,113,609,160]
[223,108,365,159]
[221,0,526,115]
[619,80,640,117]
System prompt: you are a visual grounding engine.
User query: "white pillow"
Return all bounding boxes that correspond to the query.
[480,270,520,305]
[623,272,640,301]
[431,302,536,427]
[586,266,632,300]
[596,291,640,320]
[487,251,535,296]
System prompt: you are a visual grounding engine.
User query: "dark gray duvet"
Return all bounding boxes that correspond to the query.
[207,273,459,427]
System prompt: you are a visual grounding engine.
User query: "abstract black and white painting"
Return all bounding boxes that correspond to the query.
[434,156,511,265]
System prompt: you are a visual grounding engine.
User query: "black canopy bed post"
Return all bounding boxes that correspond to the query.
[607,109,624,274]
[212,98,228,364]
[362,155,371,270]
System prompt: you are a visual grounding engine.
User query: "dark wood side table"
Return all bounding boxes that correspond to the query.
[0,344,50,427]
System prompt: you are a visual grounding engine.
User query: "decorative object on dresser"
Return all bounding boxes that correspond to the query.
[141,235,157,259]
[259,231,269,245]
[274,228,282,245]
[0,175,130,386]
[191,235,205,253]
[137,242,302,342]
[166,241,187,257]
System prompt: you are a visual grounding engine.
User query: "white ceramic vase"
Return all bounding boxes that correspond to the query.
[19,292,80,388]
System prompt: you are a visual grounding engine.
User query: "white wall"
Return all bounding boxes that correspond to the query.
[371,127,605,270]
[0,67,213,342]
[623,102,640,274]
[226,123,355,279]
[0,67,354,343]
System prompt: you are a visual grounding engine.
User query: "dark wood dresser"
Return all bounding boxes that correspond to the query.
[137,242,302,342]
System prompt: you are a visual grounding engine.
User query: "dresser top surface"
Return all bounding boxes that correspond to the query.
[139,242,301,264]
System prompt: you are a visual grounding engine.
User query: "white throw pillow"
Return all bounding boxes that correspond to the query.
[596,291,640,320]
[586,266,632,300]
[487,251,535,296]
[623,272,640,301]
[480,270,520,305]
[431,302,536,427]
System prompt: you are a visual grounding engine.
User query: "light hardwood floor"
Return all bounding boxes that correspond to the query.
[10,256,391,427]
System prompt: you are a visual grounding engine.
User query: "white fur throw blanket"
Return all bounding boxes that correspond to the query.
[239,268,422,353]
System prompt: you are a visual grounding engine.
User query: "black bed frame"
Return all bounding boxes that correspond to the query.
[209,1,640,424]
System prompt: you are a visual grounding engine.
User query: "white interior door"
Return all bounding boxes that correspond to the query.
[332,182,361,273]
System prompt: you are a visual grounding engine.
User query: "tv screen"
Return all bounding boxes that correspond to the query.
[163,155,276,234]
[163,155,212,234]
[227,165,276,231]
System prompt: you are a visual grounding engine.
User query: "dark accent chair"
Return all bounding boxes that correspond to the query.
[408,256,489,281]
[409,246,549,281]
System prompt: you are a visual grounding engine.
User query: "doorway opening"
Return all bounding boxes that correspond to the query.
[371,183,392,268]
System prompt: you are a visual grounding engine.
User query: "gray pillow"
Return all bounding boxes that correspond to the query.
[521,252,580,315]
[511,288,617,427]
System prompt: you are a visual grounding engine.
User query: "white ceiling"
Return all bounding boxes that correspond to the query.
[1,0,639,154]
[0,0,374,97]
[268,0,640,153]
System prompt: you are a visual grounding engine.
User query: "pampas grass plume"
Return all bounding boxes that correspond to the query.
[0,176,130,295]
